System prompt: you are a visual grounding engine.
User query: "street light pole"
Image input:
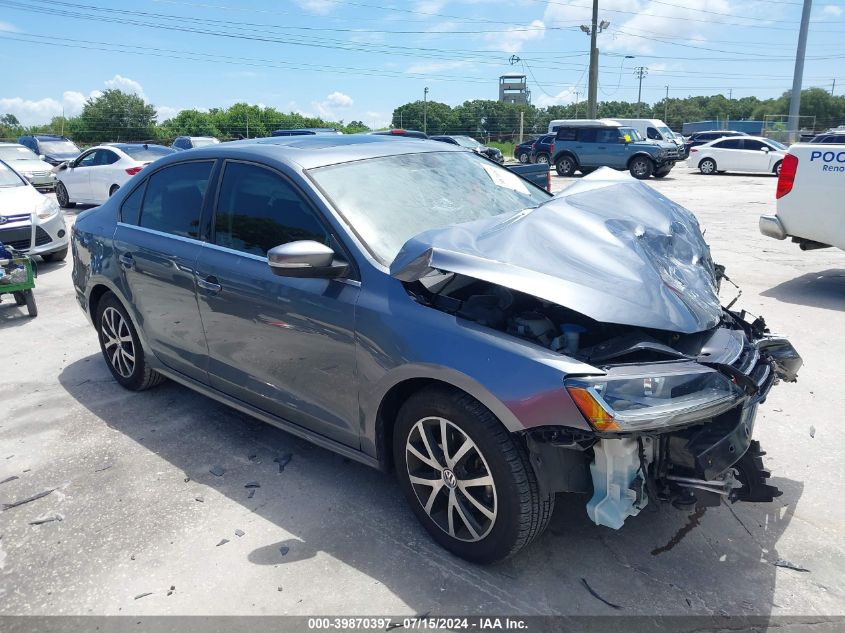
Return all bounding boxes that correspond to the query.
[587,0,599,118]
[634,67,648,117]
[788,0,813,142]
[423,86,429,134]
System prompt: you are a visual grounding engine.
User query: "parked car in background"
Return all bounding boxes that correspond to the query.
[0,160,68,261]
[551,120,679,178]
[17,134,82,167]
[809,128,845,144]
[172,136,220,150]
[760,143,845,252]
[370,129,428,139]
[429,135,504,164]
[514,138,535,163]
[55,143,175,207]
[529,134,554,164]
[71,134,800,563]
[684,130,748,156]
[687,136,787,175]
[0,143,56,191]
[607,118,686,157]
[271,128,341,136]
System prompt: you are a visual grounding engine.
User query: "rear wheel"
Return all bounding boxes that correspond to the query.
[394,386,554,564]
[629,156,655,179]
[773,161,782,176]
[555,155,576,177]
[95,292,165,391]
[109,184,120,197]
[536,153,549,165]
[699,158,717,175]
[55,181,75,208]
[518,152,529,164]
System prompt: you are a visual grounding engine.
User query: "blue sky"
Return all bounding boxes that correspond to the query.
[1,0,843,127]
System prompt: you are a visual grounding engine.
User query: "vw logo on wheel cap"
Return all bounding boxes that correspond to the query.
[442,469,458,489]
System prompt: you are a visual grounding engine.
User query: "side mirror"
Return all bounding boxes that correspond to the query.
[761,147,770,152]
[267,240,348,279]
[38,154,46,160]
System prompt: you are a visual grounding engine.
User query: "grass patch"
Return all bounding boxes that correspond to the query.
[487,141,515,158]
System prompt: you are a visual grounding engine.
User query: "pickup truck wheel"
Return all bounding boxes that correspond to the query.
[555,155,576,177]
[536,153,549,165]
[518,152,530,163]
[629,156,654,179]
[773,161,782,176]
[699,158,717,175]
[394,386,554,564]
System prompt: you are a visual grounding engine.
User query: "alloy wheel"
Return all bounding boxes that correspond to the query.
[56,182,69,207]
[405,416,497,542]
[100,307,135,378]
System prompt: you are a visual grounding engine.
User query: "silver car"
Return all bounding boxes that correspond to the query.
[0,143,56,191]
[70,136,801,563]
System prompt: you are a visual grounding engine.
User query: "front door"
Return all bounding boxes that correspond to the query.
[738,139,775,172]
[194,160,360,447]
[63,149,97,201]
[113,160,215,382]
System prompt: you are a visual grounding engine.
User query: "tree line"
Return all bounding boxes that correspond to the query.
[2,87,843,146]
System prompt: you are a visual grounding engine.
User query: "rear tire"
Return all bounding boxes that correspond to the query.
[536,153,549,165]
[629,156,655,179]
[55,182,76,208]
[13,291,25,306]
[95,292,166,391]
[555,155,576,177]
[109,184,120,197]
[394,386,554,564]
[773,161,782,176]
[699,158,717,175]
[518,152,529,164]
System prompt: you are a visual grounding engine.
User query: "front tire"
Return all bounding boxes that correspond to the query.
[629,156,654,179]
[555,155,576,177]
[394,386,554,564]
[518,152,529,164]
[55,181,76,208]
[699,158,717,175]
[42,247,68,262]
[536,153,549,165]
[95,292,165,391]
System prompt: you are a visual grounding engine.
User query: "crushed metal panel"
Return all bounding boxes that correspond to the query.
[391,172,721,334]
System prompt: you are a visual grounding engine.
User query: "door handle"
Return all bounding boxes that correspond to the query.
[197,275,222,294]
[118,253,134,269]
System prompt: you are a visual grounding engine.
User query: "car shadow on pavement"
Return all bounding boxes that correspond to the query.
[762,269,845,311]
[57,355,803,617]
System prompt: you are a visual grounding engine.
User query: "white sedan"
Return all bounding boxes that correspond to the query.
[686,136,788,176]
[55,143,174,207]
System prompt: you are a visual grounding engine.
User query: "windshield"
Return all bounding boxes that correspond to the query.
[310,151,551,264]
[39,140,80,154]
[619,127,644,142]
[658,126,675,139]
[120,145,175,161]
[0,161,25,187]
[767,139,787,150]
[191,137,220,147]
[0,145,39,161]
[453,136,482,149]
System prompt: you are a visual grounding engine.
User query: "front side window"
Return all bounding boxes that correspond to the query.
[138,161,213,238]
[596,129,619,143]
[646,127,660,140]
[743,140,766,151]
[213,162,329,257]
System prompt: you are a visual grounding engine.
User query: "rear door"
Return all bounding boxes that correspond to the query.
[88,149,122,202]
[194,160,361,447]
[709,138,742,170]
[113,160,216,382]
[574,128,599,166]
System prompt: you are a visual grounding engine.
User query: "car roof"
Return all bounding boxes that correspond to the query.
[104,143,172,150]
[156,134,465,170]
[694,130,746,135]
[552,119,621,128]
[703,135,777,144]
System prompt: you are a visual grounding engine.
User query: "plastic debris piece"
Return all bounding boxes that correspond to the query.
[580,578,622,610]
[774,558,810,572]
[134,593,152,600]
[279,545,289,556]
[3,488,55,511]
[93,463,113,473]
[29,514,63,526]
[209,466,225,477]
[184,477,190,483]
[247,489,255,499]
[244,481,261,488]
[195,496,204,503]
[0,475,19,485]
[809,426,816,438]
[273,454,293,473]
[216,538,229,547]
[130,554,136,561]
[235,529,245,537]
[277,586,283,592]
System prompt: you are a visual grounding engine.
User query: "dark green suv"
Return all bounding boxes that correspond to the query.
[550,120,679,179]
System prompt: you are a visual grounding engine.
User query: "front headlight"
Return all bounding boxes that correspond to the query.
[36,197,60,220]
[565,367,743,432]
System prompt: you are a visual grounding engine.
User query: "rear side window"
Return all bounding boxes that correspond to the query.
[714,139,743,149]
[576,129,598,143]
[138,161,213,238]
[213,162,329,257]
[120,182,147,225]
[556,127,576,141]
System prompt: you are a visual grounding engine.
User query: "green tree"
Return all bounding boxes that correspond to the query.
[74,89,157,144]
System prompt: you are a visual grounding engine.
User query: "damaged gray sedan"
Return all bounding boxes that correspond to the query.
[71,136,801,563]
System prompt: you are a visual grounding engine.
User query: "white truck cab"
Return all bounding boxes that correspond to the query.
[760,143,845,251]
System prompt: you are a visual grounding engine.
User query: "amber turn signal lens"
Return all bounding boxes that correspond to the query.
[566,386,621,432]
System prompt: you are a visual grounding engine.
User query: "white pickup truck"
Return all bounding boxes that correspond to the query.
[759,143,845,250]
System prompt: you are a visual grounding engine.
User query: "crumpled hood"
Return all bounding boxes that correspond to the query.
[390,169,722,334]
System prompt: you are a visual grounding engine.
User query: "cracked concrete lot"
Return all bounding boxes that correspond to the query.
[0,168,843,617]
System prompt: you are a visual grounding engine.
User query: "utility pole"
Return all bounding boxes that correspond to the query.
[423,86,429,134]
[664,85,669,124]
[574,91,582,118]
[788,0,813,143]
[518,110,524,143]
[61,107,65,136]
[582,2,609,119]
[246,112,249,139]
[634,67,648,117]
[832,78,836,96]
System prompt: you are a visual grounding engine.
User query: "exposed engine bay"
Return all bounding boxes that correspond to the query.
[404,271,802,529]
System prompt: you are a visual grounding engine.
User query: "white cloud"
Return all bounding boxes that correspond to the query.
[823,4,843,16]
[156,105,182,121]
[0,20,19,32]
[534,87,579,108]
[312,91,354,119]
[104,74,146,100]
[295,0,335,14]
[484,19,546,53]
[415,0,448,13]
